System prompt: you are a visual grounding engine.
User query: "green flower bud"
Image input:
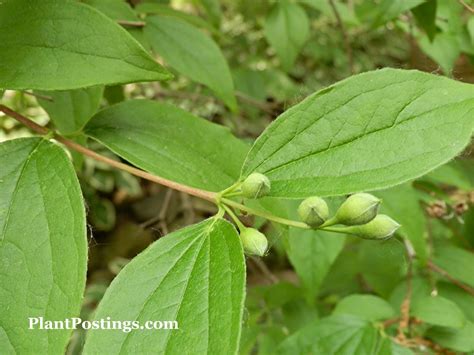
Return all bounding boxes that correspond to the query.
[297,196,329,228]
[240,228,268,256]
[345,214,400,240]
[335,193,381,225]
[241,173,271,199]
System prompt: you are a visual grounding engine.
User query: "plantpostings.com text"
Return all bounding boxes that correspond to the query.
[28,317,179,333]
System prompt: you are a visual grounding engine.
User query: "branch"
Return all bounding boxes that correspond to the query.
[117,20,146,27]
[328,0,354,74]
[428,261,474,296]
[459,0,474,13]
[0,105,217,203]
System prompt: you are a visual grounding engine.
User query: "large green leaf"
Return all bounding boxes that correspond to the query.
[277,315,384,354]
[0,0,171,90]
[242,69,474,198]
[375,184,427,264]
[83,218,245,354]
[412,296,465,328]
[85,100,248,192]
[144,15,236,111]
[264,1,309,71]
[0,138,87,353]
[36,87,104,134]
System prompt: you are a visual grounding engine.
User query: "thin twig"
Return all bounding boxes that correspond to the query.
[398,240,414,341]
[428,261,474,296]
[235,91,278,114]
[117,20,146,27]
[22,91,54,102]
[140,189,174,229]
[459,0,474,13]
[328,0,354,74]
[249,257,279,284]
[0,105,217,203]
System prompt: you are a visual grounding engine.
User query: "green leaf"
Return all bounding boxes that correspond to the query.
[196,0,222,26]
[264,1,309,71]
[358,239,407,298]
[0,138,87,353]
[85,100,248,192]
[412,296,465,328]
[433,245,474,287]
[412,0,437,41]
[356,0,425,28]
[136,3,219,35]
[276,315,380,354]
[36,87,104,134]
[438,282,474,322]
[286,228,345,299]
[83,0,138,21]
[375,184,427,264]
[418,32,460,75]
[333,294,396,321]
[144,15,236,111]
[427,159,474,189]
[426,321,474,353]
[377,337,414,355]
[0,0,171,90]
[242,69,474,198]
[83,218,245,354]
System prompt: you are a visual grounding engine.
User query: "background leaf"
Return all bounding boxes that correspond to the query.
[144,15,236,111]
[85,100,248,191]
[333,294,396,321]
[412,295,465,328]
[242,69,474,198]
[83,218,245,354]
[36,87,104,134]
[0,0,171,90]
[426,321,474,353]
[0,138,87,353]
[277,315,381,354]
[358,239,407,298]
[433,245,474,287]
[264,1,309,71]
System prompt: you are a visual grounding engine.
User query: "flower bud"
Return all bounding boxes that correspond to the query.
[241,173,271,199]
[345,215,400,240]
[297,196,329,228]
[335,193,381,225]
[240,228,268,256]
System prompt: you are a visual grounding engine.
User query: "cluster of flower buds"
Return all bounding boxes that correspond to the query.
[234,173,400,256]
[297,193,400,240]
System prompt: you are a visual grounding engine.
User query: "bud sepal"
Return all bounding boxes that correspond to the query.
[298,196,329,228]
[340,214,400,240]
[334,193,381,226]
[240,228,268,256]
[241,173,271,199]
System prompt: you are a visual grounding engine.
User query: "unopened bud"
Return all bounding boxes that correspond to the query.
[335,193,381,225]
[344,214,400,240]
[298,196,329,228]
[240,228,268,256]
[241,173,271,199]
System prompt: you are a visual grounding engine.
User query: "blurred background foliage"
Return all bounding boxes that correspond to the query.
[1,0,474,353]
